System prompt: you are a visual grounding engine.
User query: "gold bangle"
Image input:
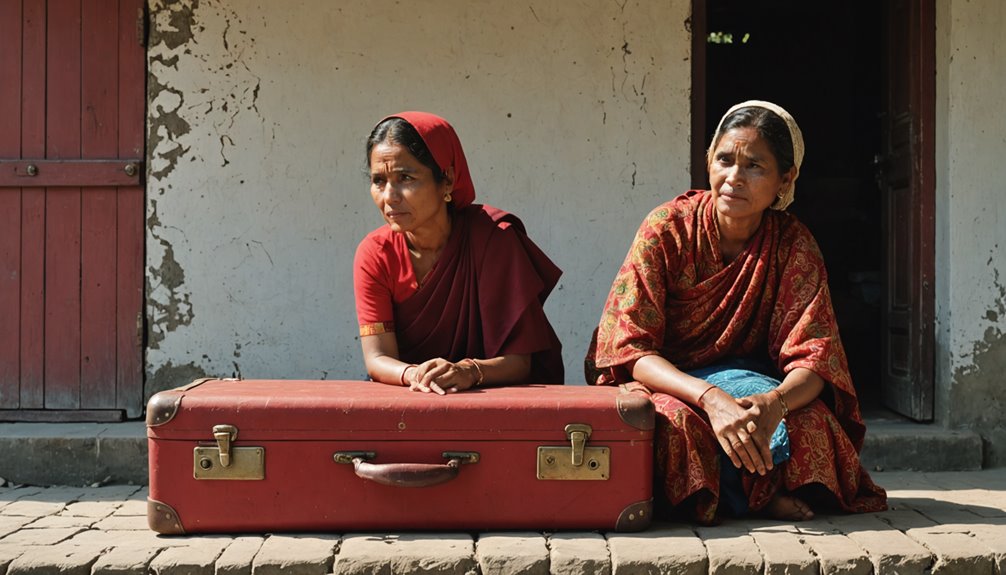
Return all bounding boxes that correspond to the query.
[462,358,485,387]
[772,388,789,418]
[400,364,417,387]
[696,384,716,406]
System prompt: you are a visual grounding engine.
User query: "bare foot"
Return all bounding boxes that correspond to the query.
[764,493,814,521]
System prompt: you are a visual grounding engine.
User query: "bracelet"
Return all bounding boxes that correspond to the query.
[461,358,485,387]
[696,384,716,406]
[772,388,789,418]
[400,364,417,387]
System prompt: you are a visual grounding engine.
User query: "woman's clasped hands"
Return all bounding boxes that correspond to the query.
[402,358,483,395]
[700,387,784,476]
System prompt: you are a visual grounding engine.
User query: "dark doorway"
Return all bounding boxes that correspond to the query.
[693,0,887,411]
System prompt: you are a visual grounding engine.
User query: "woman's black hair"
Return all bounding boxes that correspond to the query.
[366,117,447,184]
[712,107,795,174]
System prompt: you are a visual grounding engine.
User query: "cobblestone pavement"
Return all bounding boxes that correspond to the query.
[0,469,1004,574]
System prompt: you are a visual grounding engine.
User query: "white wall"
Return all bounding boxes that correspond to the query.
[145,0,693,393]
[937,0,1006,460]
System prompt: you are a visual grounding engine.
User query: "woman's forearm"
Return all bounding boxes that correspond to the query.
[470,354,531,386]
[630,354,719,406]
[775,367,826,413]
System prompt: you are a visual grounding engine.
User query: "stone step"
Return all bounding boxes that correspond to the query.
[0,416,984,486]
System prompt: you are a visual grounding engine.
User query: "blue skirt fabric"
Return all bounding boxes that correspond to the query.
[687,361,790,516]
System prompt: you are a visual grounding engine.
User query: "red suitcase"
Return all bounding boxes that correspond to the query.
[146,379,653,534]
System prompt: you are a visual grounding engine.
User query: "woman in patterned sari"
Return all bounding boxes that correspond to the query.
[587,101,886,523]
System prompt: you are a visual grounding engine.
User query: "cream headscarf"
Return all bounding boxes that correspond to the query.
[708,100,805,211]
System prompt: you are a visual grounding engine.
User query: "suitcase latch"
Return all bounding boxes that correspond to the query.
[192,424,265,481]
[536,423,610,481]
[213,425,237,467]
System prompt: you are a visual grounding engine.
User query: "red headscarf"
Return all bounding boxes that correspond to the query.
[381,111,476,209]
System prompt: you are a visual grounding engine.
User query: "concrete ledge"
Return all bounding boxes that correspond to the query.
[0,423,147,486]
[861,419,983,472]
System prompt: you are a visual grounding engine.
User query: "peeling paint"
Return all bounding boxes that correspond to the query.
[952,270,1006,465]
[146,199,195,350]
[145,360,208,400]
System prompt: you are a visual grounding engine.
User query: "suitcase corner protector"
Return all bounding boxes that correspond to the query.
[616,390,656,431]
[615,499,653,532]
[147,498,186,535]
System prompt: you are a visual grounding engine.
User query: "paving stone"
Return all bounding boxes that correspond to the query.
[607,526,707,575]
[5,541,106,575]
[61,501,121,518]
[876,508,939,531]
[215,536,266,575]
[0,488,44,512]
[148,536,233,575]
[0,545,26,574]
[548,532,610,575]
[91,514,150,530]
[0,526,84,546]
[969,523,1006,574]
[905,527,995,575]
[23,514,96,529]
[66,528,190,549]
[0,516,34,539]
[334,533,474,575]
[829,514,932,575]
[796,530,871,575]
[697,525,763,575]
[111,499,148,517]
[252,534,339,575]
[77,485,144,502]
[0,499,68,517]
[91,544,166,575]
[747,529,817,575]
[476,532,548,575]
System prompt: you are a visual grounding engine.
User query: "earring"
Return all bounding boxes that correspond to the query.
[444,192,453,203]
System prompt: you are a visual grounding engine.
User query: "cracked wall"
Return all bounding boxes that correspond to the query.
[144,0,691,396]
[936,0,1006,463]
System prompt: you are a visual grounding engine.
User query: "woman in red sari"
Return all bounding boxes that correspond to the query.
[588,101,886,523]
[355,111,563,393]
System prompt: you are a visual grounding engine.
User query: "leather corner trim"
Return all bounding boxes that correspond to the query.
[145,378,215,427]
[616,387,655,431]
[145,391,182,427]
[615,499,653,532]
[148,498,185,534]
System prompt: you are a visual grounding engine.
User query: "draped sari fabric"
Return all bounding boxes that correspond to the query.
[588,190,886,523]
[355,204,564,383]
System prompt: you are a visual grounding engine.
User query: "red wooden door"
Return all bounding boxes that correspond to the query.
[0,0,145,421]
[880,0,936,421]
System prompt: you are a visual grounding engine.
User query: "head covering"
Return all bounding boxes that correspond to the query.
[380,111,476,209]
[709,100,804,211]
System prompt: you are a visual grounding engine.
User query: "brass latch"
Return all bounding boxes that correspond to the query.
[537,423,610,481]
[565,424,591,466]
[193,424,265,481]
[213,424,237,467]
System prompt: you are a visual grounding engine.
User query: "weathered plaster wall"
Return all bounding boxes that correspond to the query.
[145,0,692,396]
[937,0,1006,464]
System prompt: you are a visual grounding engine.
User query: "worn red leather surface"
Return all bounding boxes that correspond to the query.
[147,380,653,533]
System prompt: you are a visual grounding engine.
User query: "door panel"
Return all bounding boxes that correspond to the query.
[881,0,936,421]
[0,0,146,420]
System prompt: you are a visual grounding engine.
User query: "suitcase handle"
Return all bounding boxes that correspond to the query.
[335,451,479,488]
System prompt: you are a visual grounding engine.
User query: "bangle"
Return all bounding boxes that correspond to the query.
[772,388,789,418]
[400,364,417,387]
[461,358,485,387]
[696,384,716,406]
